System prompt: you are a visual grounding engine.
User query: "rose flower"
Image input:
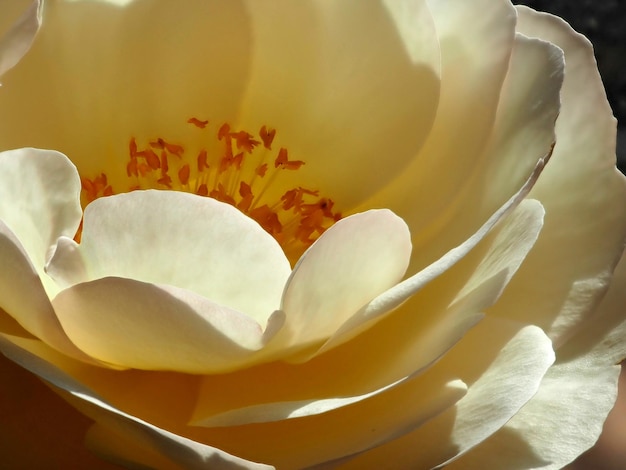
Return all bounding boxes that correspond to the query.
[0,0,625,468]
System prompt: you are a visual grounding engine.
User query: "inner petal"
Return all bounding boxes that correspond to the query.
[47,190,291,324]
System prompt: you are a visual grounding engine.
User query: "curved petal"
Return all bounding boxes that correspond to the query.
[358,9,561,283]
[0,0,252,190]
[190,199,543,430]
[0,335,274,470]
[0,221,96,363]
[271,209,411,352]
[237,0,440,208]
[314,173,546,357]
[0,148,81,289]
[490,7,626,345]
[456,250,626,469]
[340,319,555,469]
[52,277,285,373]
[47,190,291,324]
[0,0,41,80]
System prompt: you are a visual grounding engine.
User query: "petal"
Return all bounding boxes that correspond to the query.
[237,0,441,208]
[0,0,252,190]
[0,335,274,470]
[458,250,626,469]
[315,177,546,357]
[358,8,561,283]
[52,277,284,373]
[271,209,411,352]
[47,190,291,325]
[0,0,41,79]
[0,349,116,469]
[340,319,555,469]
[0,221,95,363]
[490,7,626,344]
[0,148,81,287]
[191,199,543,429]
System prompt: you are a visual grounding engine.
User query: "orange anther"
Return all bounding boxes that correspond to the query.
[256,163,268,177]
[275,148,305,170]
[188,117,209,128]
[178,164,190,185]
[259,125,276,149]
[142,149,160,170]
[230,131,260,153]
[197,149,208,172]
[218,123,231,140]
[237,182,254,212]
[127,157,139,177]
[129,138,138,157]
[161,152,169,173]
[196,184,208,196]
[157,175,172,188]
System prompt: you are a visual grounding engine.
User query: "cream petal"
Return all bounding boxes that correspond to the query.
[455,251,626,469]
[271,209,411,352]
[186,369,466,468]
[237,0,440,208]
[0,0,252,189]
[315,173,546,357]
[0,0,41,80]
[47,190,291,325]
[0,335,273,469]
[490,7,626,345]
[190,199,543,432]
[52,277,285,373]
[357,9,561,284]
[340,319,555,469]
[0,221,96,363]
[0,148,81,285]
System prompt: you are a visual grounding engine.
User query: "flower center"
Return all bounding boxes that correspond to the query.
[79,118,342,262]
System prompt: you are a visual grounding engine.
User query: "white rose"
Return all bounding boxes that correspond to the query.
[0,1,624,468]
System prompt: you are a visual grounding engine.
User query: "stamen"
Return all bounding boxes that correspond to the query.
[79,119,342,261]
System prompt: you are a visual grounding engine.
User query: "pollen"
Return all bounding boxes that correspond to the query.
[79,119,342,262]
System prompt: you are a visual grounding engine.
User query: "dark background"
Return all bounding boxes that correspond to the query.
[513,2,626,469]
[513,0,626,172]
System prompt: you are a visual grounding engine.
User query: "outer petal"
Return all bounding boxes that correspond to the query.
[0,335,274,470]
[449,251,626,470]
[0,149,93,361]
[490,7,626,344]
[0,0,41,80]
[0,0,252,190]
[237,0,440,208]
[0,148,81,285]
[359,9,562,283]
[47,190,291,325]
[340,319,555,469]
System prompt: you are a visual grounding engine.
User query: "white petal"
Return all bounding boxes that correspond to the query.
[315,173,546,357]
[456,250,626,469]
[0,221,95,363]
[0,148,81,288]
[271,209,411,351]
[340,319,555,468]
[238,0,441,207]
[0,335,274,469]
[491,7,626,345]
[47,190,291,325]
[0,0,41,80]
[52,277,284,373]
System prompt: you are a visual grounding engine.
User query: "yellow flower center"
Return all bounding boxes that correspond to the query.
[79,118,342,262]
